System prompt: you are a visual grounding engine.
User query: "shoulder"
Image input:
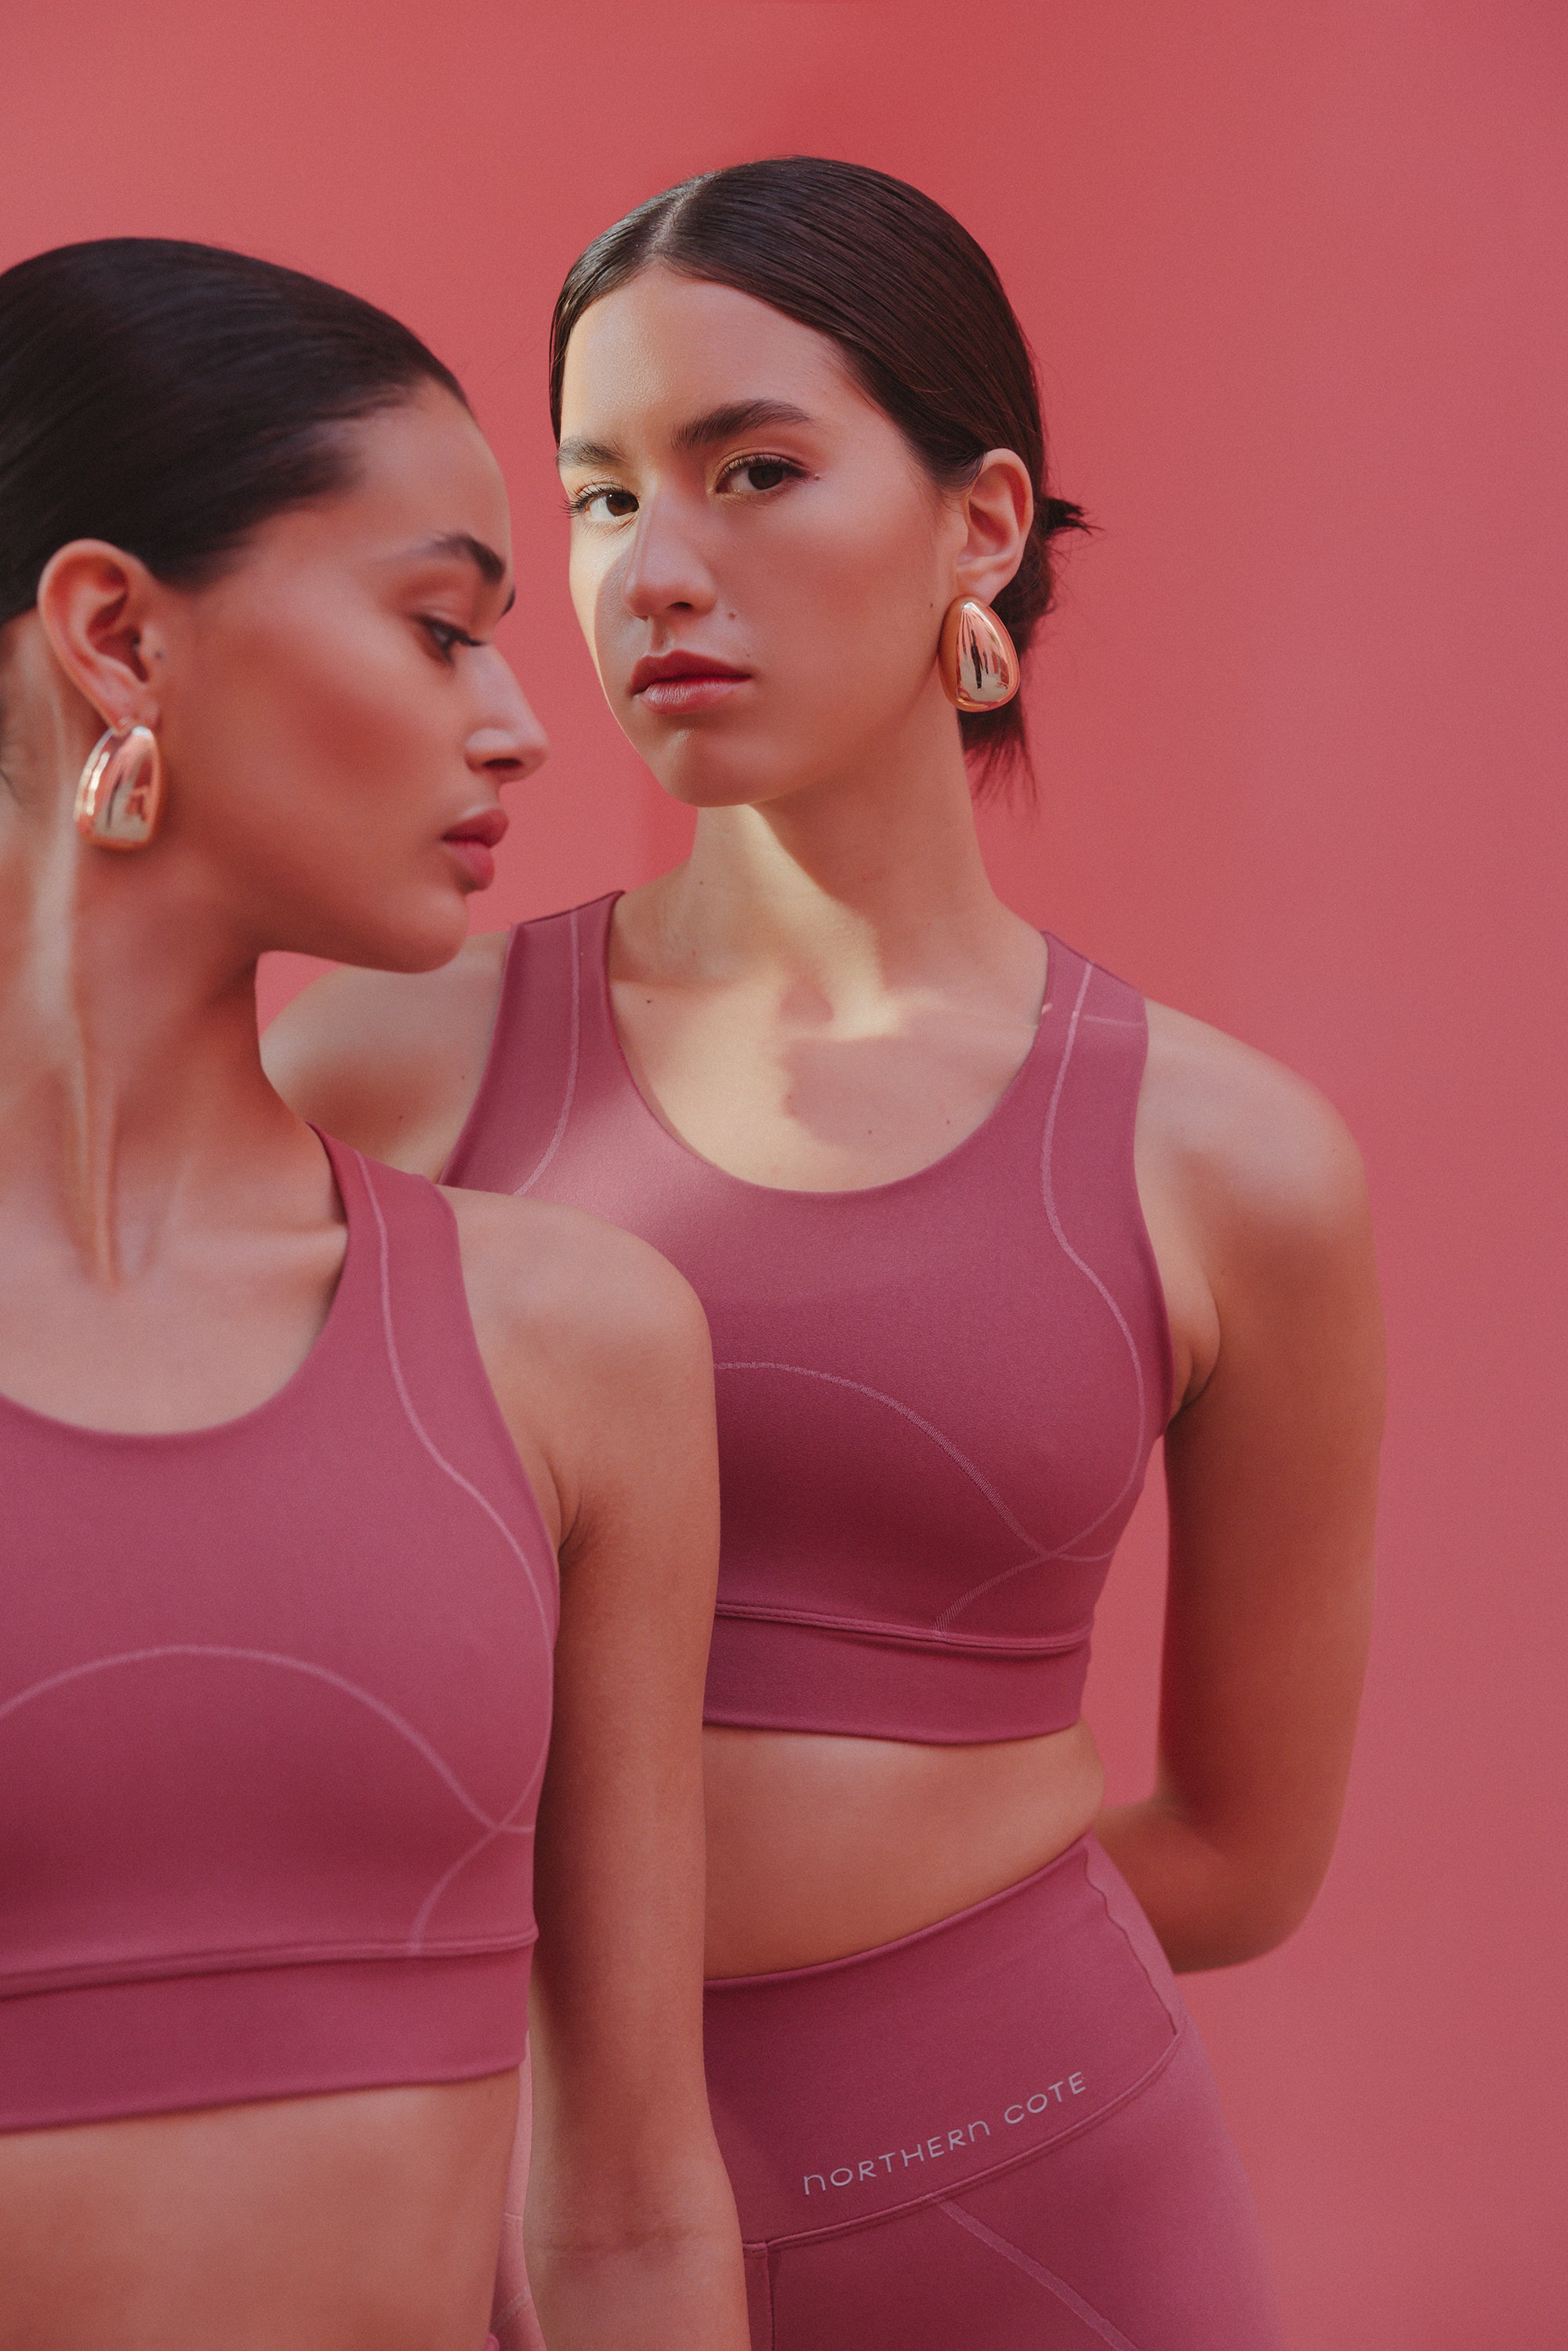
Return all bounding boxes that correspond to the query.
[446,1187,712,1398]
[1140,998,1372,1275]
[263,931,510,1176]
[441,1188,713,1557]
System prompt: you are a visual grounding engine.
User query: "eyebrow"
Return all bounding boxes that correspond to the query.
[408,532,514,612]
[557,398,815,472]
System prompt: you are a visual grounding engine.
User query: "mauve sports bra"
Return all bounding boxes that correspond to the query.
[0,1134,557,2132]
[445,894,1172,1747]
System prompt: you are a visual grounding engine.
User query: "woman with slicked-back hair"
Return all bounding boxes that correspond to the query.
[0,236,749,2351]
[275,157,1385,2349]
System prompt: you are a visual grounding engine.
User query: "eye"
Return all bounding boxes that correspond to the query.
[717,454,804,498]
[568,485,640,523]
[420,618,481,662]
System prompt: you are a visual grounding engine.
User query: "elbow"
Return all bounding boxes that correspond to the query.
[1100,1794,1338,1972]
[1194,1890,1310,1970]
[1174,1855,1326,1971]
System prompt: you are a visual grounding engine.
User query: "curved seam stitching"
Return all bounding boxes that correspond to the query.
[408,1811,531,1949]
[937,2201,1145,2351]
[361,1154,557,1674]
[513,905,581,1195]
[938,960,1152,1630]
[0,1648,524,1834]
[1036,960,1147,1544]
[716,1362,1040,1551]
[359,1155,554,1917]
[742,2026,1186,2252]
[713,965,1155,1642]
[934,1542,1117,1630]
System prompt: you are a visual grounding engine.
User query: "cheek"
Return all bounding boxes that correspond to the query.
[571,545,623,690]
[183,611,443,825]
[752,501,943,696]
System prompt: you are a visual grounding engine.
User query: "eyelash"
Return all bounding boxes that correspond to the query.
[565,486,637,521]
[566,453,806,522]
[717,452,804,496]
[421,618,481,662]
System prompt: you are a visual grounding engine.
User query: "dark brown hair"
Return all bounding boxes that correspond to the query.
[550,157,1087,791]
[0,238,466,633]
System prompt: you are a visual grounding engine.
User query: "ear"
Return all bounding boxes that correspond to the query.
[34,540,166,735]
[953,450,1035,609]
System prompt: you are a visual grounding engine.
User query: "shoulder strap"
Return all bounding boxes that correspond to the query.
[442,899,612,1193]
[325,1134,561,1632]
[1038,944,1173,1434]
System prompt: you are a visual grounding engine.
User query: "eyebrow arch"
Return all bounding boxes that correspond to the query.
[557,398,814,472]
[408,532,514,611]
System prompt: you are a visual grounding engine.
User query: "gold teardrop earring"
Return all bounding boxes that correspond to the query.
[938,597,1020,713]
[74,721,165,851]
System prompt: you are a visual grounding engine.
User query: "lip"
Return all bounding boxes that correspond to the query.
[630,649,751,716]
[441,805,508,892]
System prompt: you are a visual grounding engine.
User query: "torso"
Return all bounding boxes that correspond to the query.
[0,2076,517,2351]
[439,891,1189,1974]
[0,1132,557,2348]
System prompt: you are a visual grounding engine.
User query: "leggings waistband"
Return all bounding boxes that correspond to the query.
[703,1837,1185,2249]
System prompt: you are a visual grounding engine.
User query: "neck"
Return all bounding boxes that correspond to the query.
[652,688,1029,1004]
[0,799,299,1286]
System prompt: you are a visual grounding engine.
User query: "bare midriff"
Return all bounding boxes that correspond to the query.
[0,2070,517,2351]
[702,1719,1105,1978]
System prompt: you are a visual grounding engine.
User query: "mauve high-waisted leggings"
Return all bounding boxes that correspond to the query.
[704,1837,1284,2351]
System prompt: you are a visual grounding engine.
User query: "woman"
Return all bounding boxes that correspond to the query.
[272,161,1385,2349]
[0,238,748,2351]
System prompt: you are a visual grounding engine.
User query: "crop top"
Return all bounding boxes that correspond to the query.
[444,894,1172,1746]
[0,1134,557,2132]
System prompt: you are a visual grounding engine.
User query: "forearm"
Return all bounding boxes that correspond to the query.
[524,2215,750,2351]
[1095,1793,1314,1972]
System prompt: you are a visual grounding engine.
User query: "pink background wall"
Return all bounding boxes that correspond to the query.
[5,5,1563,2340]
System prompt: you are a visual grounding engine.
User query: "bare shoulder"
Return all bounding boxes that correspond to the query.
[1141,1000,1370,1261]
[445,1187,712,1395]
[262,931,509,1176]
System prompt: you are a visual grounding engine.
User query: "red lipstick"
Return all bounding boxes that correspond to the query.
[441,805,507,891]
[630,649,750,716]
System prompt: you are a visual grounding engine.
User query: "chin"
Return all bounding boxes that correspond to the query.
[648,745,808,813]
[294,890,472,976]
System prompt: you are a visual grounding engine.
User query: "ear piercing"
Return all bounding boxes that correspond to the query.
[74,722,165,851]
[938,598,1020,712]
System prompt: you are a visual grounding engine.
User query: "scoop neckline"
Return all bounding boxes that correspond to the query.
[591,891,1066,1204]
[0,1127,354,1445]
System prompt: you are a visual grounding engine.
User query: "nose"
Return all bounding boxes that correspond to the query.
[620,490,718,624]
[466,652,549,786]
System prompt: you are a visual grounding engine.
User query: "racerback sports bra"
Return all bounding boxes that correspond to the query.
[0,1134,557,2132]
[445,894,1172,1747]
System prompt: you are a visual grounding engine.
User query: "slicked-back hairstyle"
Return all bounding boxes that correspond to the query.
[0,237,466,633]
[550,157,1087,793]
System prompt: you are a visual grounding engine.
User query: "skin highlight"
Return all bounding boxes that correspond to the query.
[269,272,1383,1989]
[0,381,747,2351]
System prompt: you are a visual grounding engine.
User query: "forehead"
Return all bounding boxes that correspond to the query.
[558,270,876,444]
[264,385,513,564]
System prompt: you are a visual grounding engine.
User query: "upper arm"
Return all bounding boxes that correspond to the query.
[262,934,506,1177]
[450,1198,722,2213]
[1138,1007,1385,1928]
